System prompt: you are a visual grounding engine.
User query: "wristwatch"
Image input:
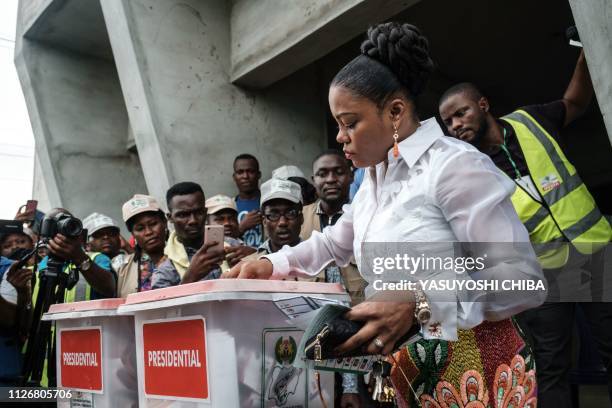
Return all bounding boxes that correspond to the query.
[414,289,431,325]
[79,257,93,272]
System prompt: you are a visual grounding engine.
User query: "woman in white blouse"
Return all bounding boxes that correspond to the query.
[225,23,546,407]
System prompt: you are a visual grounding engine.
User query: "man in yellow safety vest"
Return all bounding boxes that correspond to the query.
[439,50,612,406]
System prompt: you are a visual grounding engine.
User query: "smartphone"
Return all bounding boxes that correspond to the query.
[204,225,224,253]
[25,200,38,214]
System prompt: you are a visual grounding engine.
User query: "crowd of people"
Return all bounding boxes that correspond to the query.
[1,21,611,408]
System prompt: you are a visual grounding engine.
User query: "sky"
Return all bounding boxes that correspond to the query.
[0,0,35,219]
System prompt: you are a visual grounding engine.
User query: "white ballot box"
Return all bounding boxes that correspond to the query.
[117,279,350,407]
[43,298,138,408]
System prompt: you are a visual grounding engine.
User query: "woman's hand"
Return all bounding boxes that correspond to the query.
[221,258,273,279]
[336,296,416,356]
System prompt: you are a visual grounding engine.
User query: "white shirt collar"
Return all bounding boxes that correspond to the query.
[387,118,444,167]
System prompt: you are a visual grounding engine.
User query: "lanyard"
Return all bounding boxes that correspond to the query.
[499,127,522,180]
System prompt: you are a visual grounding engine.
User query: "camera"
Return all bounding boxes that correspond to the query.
[40,212,83,239]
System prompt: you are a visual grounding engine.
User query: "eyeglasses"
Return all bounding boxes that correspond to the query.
[263,209,301,222]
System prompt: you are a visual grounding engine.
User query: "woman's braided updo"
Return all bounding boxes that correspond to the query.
[332,22,434,107]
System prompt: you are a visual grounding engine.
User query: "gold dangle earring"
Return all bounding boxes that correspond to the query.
[392,123,399,158]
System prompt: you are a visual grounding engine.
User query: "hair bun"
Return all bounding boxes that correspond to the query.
[360,22,434,97]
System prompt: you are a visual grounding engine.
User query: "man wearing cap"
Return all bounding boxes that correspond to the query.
[205,194,256,269]
[0,226,35,263]
[301,150,366,306]
[272,164,318,205]
[114,194,169,297]
[152,182,224,289]
[242,179,304,260]
[83,212,123,260]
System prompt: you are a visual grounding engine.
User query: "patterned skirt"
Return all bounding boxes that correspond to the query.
[390,318,537,408]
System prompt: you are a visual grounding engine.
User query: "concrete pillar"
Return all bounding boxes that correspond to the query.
[100,0,327,200]
[14,24,148,225]
[569,0,612,146]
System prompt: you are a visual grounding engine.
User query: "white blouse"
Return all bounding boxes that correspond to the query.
[265,118,545,340]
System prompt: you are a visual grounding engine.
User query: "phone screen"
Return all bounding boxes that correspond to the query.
[204,225,224,252]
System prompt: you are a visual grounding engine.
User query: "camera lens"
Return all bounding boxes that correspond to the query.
[57,217,83,237]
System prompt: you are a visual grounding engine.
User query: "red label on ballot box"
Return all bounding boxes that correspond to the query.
[59,327,103,392]
[142,317,209,401]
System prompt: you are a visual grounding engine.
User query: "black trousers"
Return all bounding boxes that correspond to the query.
[516,302,612,408]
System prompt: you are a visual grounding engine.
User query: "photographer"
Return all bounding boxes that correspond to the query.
[39,208,116,299]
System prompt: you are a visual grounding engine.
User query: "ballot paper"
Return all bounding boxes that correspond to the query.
[273,296,343,320]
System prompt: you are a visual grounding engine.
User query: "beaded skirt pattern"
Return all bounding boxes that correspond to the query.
[391,318,537,408]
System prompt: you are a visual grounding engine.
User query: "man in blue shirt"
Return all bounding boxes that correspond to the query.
[233,154,264,247]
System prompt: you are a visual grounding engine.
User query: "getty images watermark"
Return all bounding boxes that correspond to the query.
[359,242,612,302]
[370,252,545,292]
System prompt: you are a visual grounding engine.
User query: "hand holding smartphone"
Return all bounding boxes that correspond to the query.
[204,225,224,253]
[15,200,38,223]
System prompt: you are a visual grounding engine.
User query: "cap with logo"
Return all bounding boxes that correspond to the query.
[271,165,305,180]
[83,212,120,238]
[122,194,163,224]
[206,194,237,215]
[260,178,303,207]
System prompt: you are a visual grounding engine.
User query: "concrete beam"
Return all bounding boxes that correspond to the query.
[23,0,113,61]
[17,0,53,37]
[569,0,612,146]
[230,0,420,88]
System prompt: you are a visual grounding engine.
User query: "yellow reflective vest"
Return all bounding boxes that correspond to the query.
[26,252,101,386]
[502,110,612,268]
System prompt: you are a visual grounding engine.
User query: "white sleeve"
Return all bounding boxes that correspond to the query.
[427,149,546,340]
[264,203,355,279]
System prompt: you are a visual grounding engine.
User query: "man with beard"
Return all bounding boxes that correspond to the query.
[439,50,612,407]
[242,178,303,260]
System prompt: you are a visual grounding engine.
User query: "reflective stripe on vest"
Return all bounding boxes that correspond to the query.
[503,110,611,257]
[63,252,99,303]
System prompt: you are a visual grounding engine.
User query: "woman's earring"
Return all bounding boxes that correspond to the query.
[392,124,399,158]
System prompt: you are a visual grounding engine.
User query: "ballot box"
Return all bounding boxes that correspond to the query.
[43,298,138,408]
[117,279,350,407]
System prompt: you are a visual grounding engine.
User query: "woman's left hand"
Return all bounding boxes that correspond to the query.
[335,296,416,356]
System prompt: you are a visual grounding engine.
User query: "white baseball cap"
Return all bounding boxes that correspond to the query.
[260,178,303,206]
[122,194,163,224]
[272,165,305,180]
[83,212,120,237]
[206,194,237,214]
